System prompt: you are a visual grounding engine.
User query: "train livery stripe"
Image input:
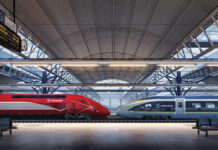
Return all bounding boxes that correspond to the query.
[126,111,218,113]
[186,112,218,113]
[122,99,176,108]
[123,100,145,106]
[126,111,175,113]
[0,102,66,111]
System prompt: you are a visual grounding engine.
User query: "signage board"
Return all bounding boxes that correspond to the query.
[0,10,5,23]
[0,21,21,52]
[4,16,16,33]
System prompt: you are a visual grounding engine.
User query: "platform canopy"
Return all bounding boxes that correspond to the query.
[0,0,217,83]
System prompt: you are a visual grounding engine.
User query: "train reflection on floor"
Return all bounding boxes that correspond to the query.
[1,123,218,150]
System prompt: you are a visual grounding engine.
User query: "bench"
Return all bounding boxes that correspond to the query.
[193,126,218,137]
[0,118,16,137]
[193,118,218,137]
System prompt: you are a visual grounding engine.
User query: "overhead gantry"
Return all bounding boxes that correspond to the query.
[0,59,218,67]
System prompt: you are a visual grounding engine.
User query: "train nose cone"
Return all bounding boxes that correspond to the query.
[116,108,123,116]
[116,106,128,117]
[97,105,110,115]
[103,107,110,115]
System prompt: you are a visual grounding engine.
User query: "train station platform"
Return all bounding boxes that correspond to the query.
[1,123,218,150]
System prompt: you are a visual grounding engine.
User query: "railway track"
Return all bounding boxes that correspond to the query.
[13,119,196,123]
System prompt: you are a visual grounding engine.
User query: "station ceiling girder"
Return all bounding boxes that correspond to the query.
[0,83,218,88]
[1,59,218,67]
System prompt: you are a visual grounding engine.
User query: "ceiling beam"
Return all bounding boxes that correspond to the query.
[0,59,218,67]
[0,83,218,88]
[2,89,218,93]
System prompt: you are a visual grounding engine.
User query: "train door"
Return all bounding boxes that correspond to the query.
[175,98,185,114]
[67,102,73,113]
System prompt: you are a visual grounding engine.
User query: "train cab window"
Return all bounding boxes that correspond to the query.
[206,103,215,109]
[129,104,144,111]
[178,102,183,108]
[192,103,201,109]
[81,100,86,103]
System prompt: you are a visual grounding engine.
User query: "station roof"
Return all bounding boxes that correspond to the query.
[0,0,217,83]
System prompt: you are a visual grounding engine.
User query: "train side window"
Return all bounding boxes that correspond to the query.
[178,102,183,108]
[192,103,201,108]
[206,103,215,109]
[81,100,86,103]
[12,95,66,98]
[161,105,173,108]
[145,103,151,108]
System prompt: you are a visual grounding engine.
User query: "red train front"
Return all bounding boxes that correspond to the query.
[0,94,110,119]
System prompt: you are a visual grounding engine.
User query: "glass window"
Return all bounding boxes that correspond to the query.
[161,105,173,107]
[81,100,86,103]
[145,103,152,108]
[178,102,183,108]
[12,95,66,98]
[129,104,144,111]
[192,103,201,108]
[206,103,215,109]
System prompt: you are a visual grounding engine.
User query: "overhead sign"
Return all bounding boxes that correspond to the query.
[0,21,21,52]
[0,10,5,23]
[4,16,17,33]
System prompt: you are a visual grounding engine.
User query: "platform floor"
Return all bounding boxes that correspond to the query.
[1,123,218,150]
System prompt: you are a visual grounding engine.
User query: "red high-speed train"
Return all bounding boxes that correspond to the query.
[0,94,110,119]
